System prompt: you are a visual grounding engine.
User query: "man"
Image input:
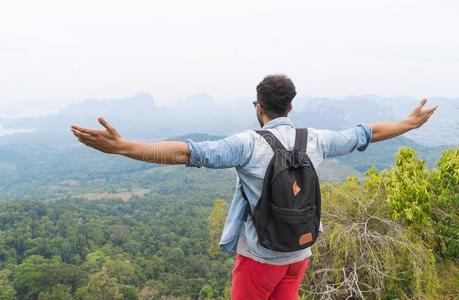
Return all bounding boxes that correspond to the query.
[71,74,437,299]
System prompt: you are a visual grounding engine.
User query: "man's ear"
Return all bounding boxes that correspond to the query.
[287,103,293,113]
[257,104,263,116]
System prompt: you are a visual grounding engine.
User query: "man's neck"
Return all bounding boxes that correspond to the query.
[262,116,290,128]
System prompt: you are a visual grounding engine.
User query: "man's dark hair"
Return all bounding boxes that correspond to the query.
[256,74,296,119]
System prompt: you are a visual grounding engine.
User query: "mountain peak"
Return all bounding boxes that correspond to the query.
[60,93,159,118]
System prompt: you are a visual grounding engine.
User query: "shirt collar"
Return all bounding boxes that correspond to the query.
[262,117,294,129]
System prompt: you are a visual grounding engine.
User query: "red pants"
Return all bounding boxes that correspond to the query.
[231,254,310,300]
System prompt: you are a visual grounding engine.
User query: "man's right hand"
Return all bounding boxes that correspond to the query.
[71,117,126,154]
[71,117,190,164]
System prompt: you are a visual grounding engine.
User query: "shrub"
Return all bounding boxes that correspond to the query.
[302,180,438,299]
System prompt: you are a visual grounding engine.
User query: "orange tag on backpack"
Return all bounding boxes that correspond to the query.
[299,232,313,245]
[292,180,301,197]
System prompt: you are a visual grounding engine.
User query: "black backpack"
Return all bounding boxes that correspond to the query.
[241,128,321,252]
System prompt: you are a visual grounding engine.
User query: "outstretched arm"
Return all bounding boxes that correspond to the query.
[318,98,437,158]
[370,98,437,142]
[71,118,189,164]
[71,118,252,168]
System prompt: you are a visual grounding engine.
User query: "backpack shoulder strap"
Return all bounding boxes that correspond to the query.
[294,128,308,152]
[255,130,286,152]
[240,183,252,222]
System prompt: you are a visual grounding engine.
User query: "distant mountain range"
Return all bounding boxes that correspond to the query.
[0,93,458,147]
[0,92,456,200]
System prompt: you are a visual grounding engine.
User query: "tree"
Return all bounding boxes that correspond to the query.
[380,147,459,260]
[384,147,432,225]
[82,250,109,273]
[13,255,85,299]
[139,282,159,300]
[208,199,229,256]
[108,225,129,246]
[302,179,438,299]
[75,269,122,300]
[104,258,136,285]
[119,285,139,300]
[198,284,214,299]
[430,148,459,259]
[0,270,16,300]
[13,255,52,299]
[165,247,185,272]
[38,284,73,300]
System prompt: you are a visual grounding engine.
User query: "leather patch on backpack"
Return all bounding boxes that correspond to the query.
[292,180,301,197]
[299,232,313,245]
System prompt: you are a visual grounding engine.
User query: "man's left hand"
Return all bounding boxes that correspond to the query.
[406,98,438,129]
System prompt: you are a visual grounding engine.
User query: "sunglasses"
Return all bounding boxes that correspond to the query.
[252,101,264,108]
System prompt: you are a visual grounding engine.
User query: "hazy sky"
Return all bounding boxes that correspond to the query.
[1,0,458,116]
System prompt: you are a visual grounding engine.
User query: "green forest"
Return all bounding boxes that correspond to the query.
[0,147,457,299]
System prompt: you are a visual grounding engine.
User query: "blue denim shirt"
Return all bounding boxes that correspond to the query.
[186,117,372,264]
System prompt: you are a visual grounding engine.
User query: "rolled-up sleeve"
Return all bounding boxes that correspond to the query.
[317,124,372,158]
[185,131,254,169]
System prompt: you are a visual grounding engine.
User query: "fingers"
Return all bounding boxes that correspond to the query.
[426,109,436,118]
[70,125,100,135]
[75,132,98,148]
[421,105,438,115]
[70,119,115,152]
[98,117,116,133]
[71,128,97,142]
[413,99,438,117]
[419,106,437,125]
[70,117,116,135]
[413,98,428,114]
